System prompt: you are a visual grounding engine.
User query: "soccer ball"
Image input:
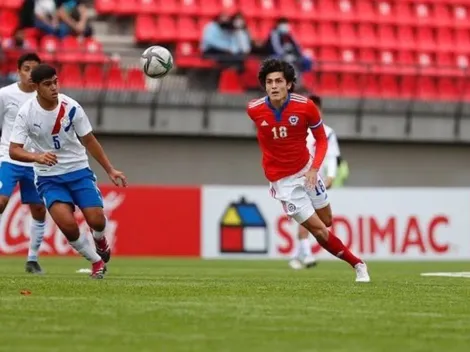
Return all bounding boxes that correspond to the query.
[140,45,173,79]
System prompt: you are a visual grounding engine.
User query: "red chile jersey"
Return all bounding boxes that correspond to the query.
[247,93,328,182]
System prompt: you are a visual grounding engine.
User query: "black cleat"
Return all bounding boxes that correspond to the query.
[25,261,43,274]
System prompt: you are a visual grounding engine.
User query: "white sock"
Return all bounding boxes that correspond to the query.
[92,217,107,240]
[27,219,45,262]
[69,233,101,263]
[300,239,313,257]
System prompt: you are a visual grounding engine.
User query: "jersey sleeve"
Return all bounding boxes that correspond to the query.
[10,106,30,145]
[73,105,93,137]
[304,100,327,170]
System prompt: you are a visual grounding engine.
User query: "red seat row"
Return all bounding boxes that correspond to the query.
[97,0,470,28]
[1,36,109,64]
[59,64,147,91]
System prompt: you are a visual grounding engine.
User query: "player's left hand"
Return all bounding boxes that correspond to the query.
[305,168,318,190]
[108,168,128,187]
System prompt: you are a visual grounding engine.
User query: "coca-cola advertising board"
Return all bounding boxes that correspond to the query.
[202,186,470,260]
[0,186,201,257]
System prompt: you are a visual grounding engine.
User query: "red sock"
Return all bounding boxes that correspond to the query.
[321,231,363,268]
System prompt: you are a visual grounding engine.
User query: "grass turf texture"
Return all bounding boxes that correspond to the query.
[0,258,469,352]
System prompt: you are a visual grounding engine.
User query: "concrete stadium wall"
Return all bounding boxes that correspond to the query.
[89,135,470,187]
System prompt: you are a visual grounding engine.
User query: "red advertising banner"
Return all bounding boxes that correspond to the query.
[0,186,201,257]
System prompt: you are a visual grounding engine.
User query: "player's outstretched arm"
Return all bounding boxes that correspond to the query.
[9,142,57,165]
[80,132,128,187]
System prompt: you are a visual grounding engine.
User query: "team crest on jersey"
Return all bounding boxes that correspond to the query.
[288,115,299,125]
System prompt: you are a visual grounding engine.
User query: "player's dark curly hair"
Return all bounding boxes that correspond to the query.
[258,58,297,92]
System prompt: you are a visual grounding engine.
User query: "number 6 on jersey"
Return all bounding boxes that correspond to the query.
[272,126,288,139]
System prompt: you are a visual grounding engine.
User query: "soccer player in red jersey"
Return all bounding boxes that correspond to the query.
[247,59,370,282]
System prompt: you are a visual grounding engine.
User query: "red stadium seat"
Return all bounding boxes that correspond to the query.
[200,0,238,17]
[95,0,115,14]
[358,23,377,48]
[243,0,279,19]
[378,74,400,99]
[437,76,460,101]
[415,76,438,100]
[155,16,177,42]
[218,68,244,94]
[416,27,436,51]
[135,15,156,42]
[316,72,341,96]
[155,0,178,15]
[2,0,24,9]
[179,0,201,15]
[84,65,105,89]
[317,22,339,46]
[341,73,362,97]
[115,0,138,15]
[177,16,199,41]
[455,29,470,53]
[57,36,81,63]
[174,41,214,68]
[0,10,18,37]
[83,38,108,64]
[356,0,375,22]
[296,22,316,47]
[60,64,84,88]
[127,68,147,91]
[137,0,159,14]
[107,67,126,89]
[338,23,357,46]
[399,75,417,99]
[39,35,60,62]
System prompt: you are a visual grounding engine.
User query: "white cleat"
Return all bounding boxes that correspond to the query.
[289,258,303,270]
[355,263,371,283]
[303,256,317,269]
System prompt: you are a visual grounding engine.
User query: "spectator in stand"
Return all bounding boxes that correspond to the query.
[265,18,313,82]
[55,0,93,38]
[231,12,251,56]
[2,28,36,83]
[34,0,60,36]
[200,13,246,72]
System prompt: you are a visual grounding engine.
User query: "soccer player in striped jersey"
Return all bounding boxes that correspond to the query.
[9,64,127,279]
[0,53,47,274]
[289,95,342,270]
[247,59,370,282]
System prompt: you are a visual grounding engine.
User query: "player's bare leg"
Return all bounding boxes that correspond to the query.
[81,207,111,263]
[301,212,370,282]
[48,202,105,279]
[290,205,333,270]
[25,204,47,274]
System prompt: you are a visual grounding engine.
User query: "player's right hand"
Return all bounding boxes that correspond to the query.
[35,152,58,166]
[305,168,318,190]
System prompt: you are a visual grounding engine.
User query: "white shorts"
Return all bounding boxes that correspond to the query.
[269,159,330,224]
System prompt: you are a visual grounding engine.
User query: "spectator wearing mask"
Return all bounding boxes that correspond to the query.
[34,0,60,36]
[55,0,93,38]
[265,18,313,81]
[231,13,251,55]
[200,13,246,71]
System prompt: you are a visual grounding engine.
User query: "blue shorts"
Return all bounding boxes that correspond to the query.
[0,161,43,204]
[35,168,104,210]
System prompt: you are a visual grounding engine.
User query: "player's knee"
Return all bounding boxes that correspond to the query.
[87,213,106,232]
[302,219,328,243]
[321,214,333,228]
[29,204,46,221]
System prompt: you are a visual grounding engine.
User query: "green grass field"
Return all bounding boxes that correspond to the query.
[0,258,469,352]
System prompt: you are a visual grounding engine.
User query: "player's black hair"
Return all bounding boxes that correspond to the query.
[31,64,57,84]
[17,53,41,69]
[277,17,289,25]
[309,94,322,109]
[258,58,297,92]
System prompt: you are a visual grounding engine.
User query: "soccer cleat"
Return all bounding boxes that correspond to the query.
[355,263,370,283]
[25,261,43,274]
[90,260,106,279]
[94,237,111,263]
[289,258,303,270]
[303,256,317,269]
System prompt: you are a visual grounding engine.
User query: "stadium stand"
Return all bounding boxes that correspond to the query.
[0,0,469,101]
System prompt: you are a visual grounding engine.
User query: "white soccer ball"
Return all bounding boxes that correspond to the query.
[140,45,173,79]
